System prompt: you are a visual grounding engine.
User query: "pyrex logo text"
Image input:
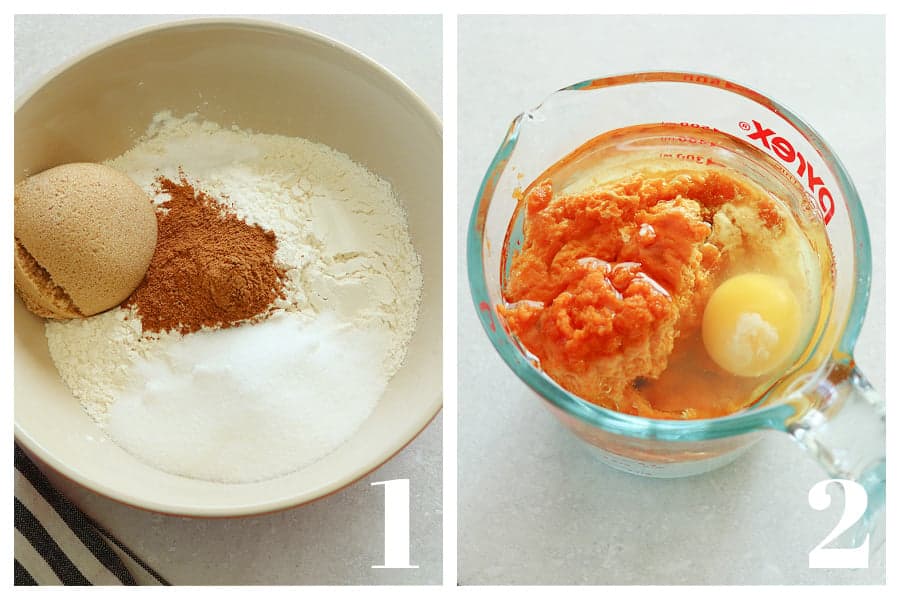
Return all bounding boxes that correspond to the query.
[743,120,835,224]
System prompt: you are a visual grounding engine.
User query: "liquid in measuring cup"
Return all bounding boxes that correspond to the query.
[498,123,834,420]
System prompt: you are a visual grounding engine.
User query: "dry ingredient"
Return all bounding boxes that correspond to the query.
[45,112,423,482]
[107,311,389,483]
[124,174,285,334]
[14,163,157,318]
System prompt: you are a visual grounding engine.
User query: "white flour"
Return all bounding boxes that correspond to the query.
[45,112,423,483]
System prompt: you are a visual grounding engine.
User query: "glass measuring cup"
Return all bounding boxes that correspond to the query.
[467,72,884,544]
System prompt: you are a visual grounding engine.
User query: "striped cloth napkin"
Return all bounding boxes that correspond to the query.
[14,444,171,586]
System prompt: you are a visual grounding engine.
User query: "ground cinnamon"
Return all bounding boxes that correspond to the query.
[124,173,285,334]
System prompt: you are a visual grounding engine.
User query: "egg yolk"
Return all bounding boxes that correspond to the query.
[701,273,802,377]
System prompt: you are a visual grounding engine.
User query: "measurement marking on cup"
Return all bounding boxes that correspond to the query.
[658,135,722,148]
[674,120,723,133]
[658,152,714,165]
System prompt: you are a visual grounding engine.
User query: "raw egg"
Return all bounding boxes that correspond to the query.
[702,273,802,377]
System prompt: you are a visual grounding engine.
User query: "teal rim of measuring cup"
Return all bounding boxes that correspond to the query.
[466,71,872,442]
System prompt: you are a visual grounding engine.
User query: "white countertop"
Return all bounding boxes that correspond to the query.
[458,15,885,585]
[15,14,442,585]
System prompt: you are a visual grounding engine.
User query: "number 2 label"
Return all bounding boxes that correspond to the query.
[371,478,418,569]
[808,479,869,569]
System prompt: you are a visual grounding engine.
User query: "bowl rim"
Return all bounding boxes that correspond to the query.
[14,16,443,518]
[15,16,442,136]
[15,411,441,519]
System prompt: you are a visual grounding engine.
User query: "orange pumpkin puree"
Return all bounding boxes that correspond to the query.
[499,169,787,419]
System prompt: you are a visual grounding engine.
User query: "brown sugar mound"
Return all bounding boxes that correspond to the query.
[14,163,158,318]
[14,239,84,318]
[124,174,285,334]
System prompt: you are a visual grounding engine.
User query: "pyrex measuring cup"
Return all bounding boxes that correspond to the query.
[467,72,884,544]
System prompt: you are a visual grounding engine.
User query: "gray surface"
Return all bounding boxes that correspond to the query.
[15,14,442,586]
[458,15,885,585]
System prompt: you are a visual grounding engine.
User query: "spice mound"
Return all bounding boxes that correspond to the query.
[124,174,285,334]
[499,168,818,419]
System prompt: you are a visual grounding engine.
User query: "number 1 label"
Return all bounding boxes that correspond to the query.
[371,478,418,569]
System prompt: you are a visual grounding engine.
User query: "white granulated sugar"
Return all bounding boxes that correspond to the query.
[106,312,389,483]
[45,111,423,483]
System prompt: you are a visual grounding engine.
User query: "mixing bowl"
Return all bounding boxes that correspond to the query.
[14,18,442,517]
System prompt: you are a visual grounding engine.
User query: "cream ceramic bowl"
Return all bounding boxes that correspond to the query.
[14,19,442,517]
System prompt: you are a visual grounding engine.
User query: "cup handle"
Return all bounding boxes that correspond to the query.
[787,361,885,548]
